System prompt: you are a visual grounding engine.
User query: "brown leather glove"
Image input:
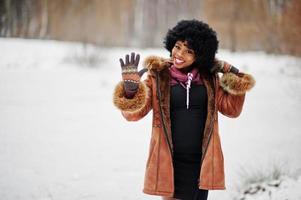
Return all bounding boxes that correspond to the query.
[119,52,147,98]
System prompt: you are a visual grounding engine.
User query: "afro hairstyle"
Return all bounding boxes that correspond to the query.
[163,19,219,73]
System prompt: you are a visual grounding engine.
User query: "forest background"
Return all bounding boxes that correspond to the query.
[1,0,301,56]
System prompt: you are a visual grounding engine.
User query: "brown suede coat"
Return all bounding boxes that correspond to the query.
[113,56,255,197]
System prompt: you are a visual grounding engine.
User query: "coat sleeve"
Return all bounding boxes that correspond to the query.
[217,72,255,118]
[113,74,153,121]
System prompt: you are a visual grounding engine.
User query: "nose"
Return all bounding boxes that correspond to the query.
[176,50,184,57]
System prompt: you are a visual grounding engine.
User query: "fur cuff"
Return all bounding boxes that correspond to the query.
[113,81,148,112]
[220,73,255,95]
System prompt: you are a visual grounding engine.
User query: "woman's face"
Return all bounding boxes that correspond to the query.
[171,40,196,69]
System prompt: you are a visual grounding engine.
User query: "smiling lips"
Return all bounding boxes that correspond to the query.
[174,58,184,65]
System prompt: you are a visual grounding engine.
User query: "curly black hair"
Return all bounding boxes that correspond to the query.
[164,19,219,73]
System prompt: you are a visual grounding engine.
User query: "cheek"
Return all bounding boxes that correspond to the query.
[188,56,196,63]
[171,49,176,57]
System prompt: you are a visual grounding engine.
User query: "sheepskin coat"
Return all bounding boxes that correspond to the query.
[113,56,255,197]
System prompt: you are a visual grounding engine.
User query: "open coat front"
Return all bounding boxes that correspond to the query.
[113,56,255,197]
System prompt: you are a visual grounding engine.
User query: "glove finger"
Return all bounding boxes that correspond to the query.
[119,58,125,67]
[125,54,130,65]
[134,54,140,66]
[230,66,239,74]
[130,52,135,65]
[138,68,147,77]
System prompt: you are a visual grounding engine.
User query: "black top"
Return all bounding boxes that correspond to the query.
[170,83,208,200]
[171,84,208,154]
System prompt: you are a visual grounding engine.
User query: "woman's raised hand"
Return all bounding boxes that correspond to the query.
[119,52,146,98]
[212,59,240,75]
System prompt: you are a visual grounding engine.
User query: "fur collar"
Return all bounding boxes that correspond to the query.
[143,55,255,95]
[143,56,172,71]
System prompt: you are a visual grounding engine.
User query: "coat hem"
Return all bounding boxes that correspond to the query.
[143,188,173,197]
[199,185,226,190]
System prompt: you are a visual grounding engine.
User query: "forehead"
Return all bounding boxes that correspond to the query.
[175,40,193,49]
[176,40,188,46]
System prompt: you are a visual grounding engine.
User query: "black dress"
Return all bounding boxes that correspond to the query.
[170,83,209,200]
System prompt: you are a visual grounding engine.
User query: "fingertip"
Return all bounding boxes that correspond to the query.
[125,54,129,64]
[119,58,124,66]
[135,54,140,66]
[130,53,136,65]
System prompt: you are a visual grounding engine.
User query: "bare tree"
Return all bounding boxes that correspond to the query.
[39,0,48,38]
[229,0,238,52]
[0,0,300,56]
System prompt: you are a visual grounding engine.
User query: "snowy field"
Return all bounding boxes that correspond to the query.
[0,38,301,200]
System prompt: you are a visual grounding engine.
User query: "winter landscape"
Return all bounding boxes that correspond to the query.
[0,38,301,200]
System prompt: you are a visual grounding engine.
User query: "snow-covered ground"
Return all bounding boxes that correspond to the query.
[0,38,301,200]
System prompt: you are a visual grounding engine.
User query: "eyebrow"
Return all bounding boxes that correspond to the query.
[176,42,194,52]
[176,41,188,47]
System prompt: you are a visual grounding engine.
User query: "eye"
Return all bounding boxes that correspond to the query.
[187,50,194,54]
[174,44,180,49]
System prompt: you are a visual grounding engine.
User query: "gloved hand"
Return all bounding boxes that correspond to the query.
[119,52,147,98]
[211,59,239,75]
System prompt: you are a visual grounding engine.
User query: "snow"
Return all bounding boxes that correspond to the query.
[0,38,301,200]
[237,176,301,200]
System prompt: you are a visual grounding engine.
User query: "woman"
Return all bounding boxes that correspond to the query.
[113,19,255,200]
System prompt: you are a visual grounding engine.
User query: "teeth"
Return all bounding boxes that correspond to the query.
[175,58,184,64]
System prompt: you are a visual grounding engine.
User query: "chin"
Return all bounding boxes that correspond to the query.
[173,63,190,69]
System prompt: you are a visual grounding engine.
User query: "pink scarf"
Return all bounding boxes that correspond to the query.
[169,65,203,109]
